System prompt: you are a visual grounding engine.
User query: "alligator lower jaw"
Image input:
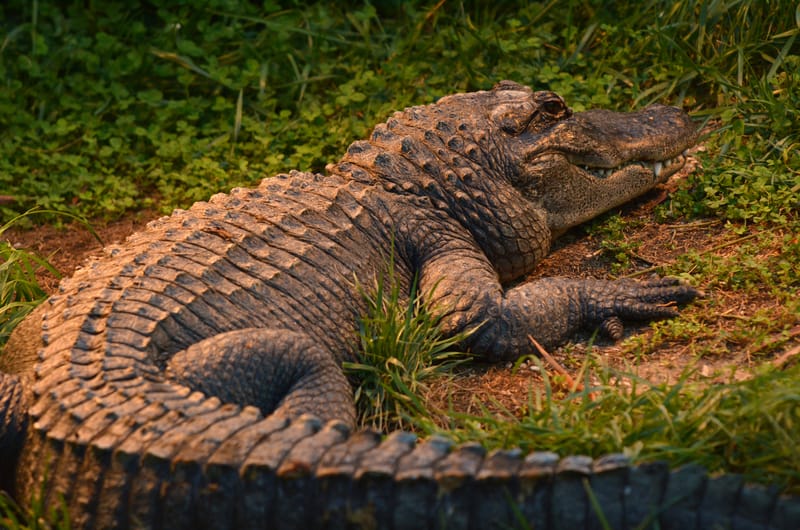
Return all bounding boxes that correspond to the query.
[582,153,688,180]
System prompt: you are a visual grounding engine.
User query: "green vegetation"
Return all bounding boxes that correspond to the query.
[0,209,97,346]
[1,0,799,513]
[3,1,796,223]
[0,215,54,347]
[345,259,473,432]
[0,487,69,530]
[437,358,800,490]
[586,214,645,274]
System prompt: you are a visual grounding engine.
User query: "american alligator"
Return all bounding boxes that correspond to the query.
[1,80,797,528]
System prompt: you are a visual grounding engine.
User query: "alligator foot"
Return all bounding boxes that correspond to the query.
[582,276,701,341]
[166,328,356,427]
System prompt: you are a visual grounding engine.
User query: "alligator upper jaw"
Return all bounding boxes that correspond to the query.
[576,151,689,182]
[542,104,698,184]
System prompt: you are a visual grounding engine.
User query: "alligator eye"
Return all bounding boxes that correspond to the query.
[541,99,565,116]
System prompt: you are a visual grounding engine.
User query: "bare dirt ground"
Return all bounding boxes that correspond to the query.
[5,158,799,420]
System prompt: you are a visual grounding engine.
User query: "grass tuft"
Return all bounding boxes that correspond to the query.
[345,255,473,432]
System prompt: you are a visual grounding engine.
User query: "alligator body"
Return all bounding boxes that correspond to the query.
[1,81,797,528]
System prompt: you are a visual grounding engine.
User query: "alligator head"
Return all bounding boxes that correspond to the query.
[338,80,698,281]
[482,80,698,236]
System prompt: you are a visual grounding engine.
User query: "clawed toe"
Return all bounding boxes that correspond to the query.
[600,316,624,340]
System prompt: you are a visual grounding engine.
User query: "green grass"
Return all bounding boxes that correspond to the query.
[0,209,98,347]
[351,265,799,492]
[0,454,69,530]
[345,257,474,432]
[0,228,51,347]
[1,0,799,520]
[0,488,69,530]
[418,357,800,493]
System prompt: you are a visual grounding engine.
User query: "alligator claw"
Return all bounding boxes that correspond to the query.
[586,277,700,340]
[600,316,625,340]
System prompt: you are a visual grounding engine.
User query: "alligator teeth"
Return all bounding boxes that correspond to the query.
[653,161,663,178]
[582,155,686,179]
[584,167,615,178]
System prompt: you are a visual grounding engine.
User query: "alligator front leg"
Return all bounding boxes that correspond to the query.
[419,244,698,361]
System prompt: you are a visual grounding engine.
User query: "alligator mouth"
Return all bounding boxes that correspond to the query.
[581,152,688,180]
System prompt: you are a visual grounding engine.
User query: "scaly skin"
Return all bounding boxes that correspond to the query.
[2,81,797,528]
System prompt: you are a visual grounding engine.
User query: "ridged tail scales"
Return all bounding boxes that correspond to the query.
[16,412,799,529]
